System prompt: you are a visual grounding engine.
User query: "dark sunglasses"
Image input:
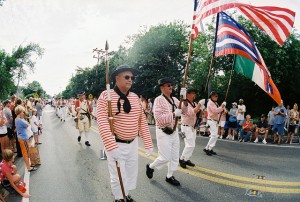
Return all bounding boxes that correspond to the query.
[124,75,135,81]
[165,84,173,87]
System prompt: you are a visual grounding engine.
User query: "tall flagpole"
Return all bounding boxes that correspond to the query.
[104,41,126,200]
[172,31,194,131]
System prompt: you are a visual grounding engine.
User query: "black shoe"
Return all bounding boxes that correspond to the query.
[210,150,217,155]
[179,159,187,169]
[166,176,180,186]
[203,149,212,156]
[125,195,136,202]
[61,119,62,122]
[146,164,154,179]
[77,136,81,142]
[85,141,91,146]
[185,160,195,167]
[114,200,125,202]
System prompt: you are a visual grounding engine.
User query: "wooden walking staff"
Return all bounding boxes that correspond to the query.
[218,55,236,123]
[104,41,126,200]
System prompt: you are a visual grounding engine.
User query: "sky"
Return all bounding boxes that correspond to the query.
[0,0,299,96]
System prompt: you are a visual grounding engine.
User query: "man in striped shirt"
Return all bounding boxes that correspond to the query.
[203,91,226,156]
[179,88,204,169]
[97,65,153,202]
[146,78,185,186]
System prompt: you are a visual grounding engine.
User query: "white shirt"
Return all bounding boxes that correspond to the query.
[237,104,246,121]
[31,115,39,133]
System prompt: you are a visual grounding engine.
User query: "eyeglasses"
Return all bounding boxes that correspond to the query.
[164,84,173,87]
[124,75,135,81]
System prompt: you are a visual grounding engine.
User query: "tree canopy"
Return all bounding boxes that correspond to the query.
[62,17,300,116]
[0,43,44,100]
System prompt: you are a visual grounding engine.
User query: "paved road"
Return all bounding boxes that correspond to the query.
[6,105,300,202]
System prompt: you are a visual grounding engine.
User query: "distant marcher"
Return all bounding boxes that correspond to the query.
[146,77,182,186]
[203,91,226,155]
[75,92,92,147]
[179,88,204,169]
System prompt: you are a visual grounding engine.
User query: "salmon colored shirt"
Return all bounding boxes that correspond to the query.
[207,99,224,121]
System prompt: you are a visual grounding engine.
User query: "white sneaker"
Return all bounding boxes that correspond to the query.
[232,135,235,140]
[220,135,223,139]
[254,138,258,143]
[262,139,267,144]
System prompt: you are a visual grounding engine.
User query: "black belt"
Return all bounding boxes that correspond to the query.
[182,125,190,127]
[208,119,218,122]
[115,137,135,144]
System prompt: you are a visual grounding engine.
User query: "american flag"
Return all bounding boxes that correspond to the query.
[192,0,241,39]
[213,12,261,64]
[191,0,295,46]
[238,5,295,46]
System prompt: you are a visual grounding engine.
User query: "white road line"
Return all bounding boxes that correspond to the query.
[22,170,30,202]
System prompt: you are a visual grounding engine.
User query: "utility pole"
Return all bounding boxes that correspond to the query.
[93,48,105,76]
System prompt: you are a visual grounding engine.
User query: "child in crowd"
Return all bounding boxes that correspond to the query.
[0,149,30,198]
[31,109,41,145]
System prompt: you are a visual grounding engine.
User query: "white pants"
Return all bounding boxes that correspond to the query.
[78,116,90,141]
[150,127,179,177]
[107,138,138,200]
[205,120,219,150]
[60,107,66,121]
[180,126,196,161]
[92,106,97,117]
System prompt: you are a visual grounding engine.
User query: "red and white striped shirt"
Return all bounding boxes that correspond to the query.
[153,95,179,128]
[181,102,197,126]
[97,90,153,151]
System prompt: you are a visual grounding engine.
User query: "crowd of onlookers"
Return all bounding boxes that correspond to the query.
[197,99,299,145]
[0,95,45,199]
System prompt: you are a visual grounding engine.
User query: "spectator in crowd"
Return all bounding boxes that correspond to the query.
[239,114,253,142]
[254,114,269,144]
[285,103,299,144]
[237,98,246,130]
[284,105,290,131]
[0,102,10,154]
[267,106,275,130]
[3,100,15,152]
[31,109,41,145]
[14,105,37,172]
[218,107,228,139]
[272,100,287,145]
[0,149,30,198]
[227,102,238,140]
[12,99,23,157]
[26,97,34,118]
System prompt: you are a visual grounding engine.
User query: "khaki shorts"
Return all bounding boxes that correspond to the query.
[78,117,90,132]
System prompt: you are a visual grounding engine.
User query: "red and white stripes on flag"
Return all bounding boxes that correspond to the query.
[192,0,241,39]
[238,5,296,46]
[191,0,296,46]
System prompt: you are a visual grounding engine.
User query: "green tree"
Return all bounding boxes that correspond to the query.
[22,80,46,99]
[126,21,190,98]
